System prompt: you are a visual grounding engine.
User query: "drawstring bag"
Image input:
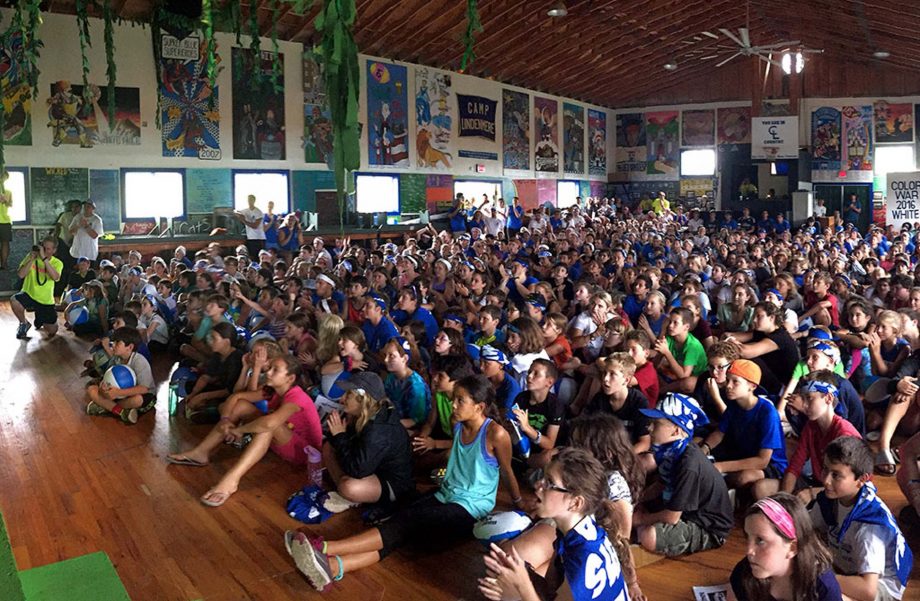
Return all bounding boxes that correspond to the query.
[286,485,333,524]
[170,366,197,398]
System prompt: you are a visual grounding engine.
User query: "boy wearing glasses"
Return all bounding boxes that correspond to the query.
[692,341,742,431]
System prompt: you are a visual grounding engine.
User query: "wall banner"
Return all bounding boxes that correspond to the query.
[751,116,799,159]
[456,94,497,141]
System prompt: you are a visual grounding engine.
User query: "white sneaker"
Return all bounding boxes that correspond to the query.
[289,539,333,591]
[322,491,359,514]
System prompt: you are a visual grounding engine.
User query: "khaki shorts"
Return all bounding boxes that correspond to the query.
[654,519,724,557]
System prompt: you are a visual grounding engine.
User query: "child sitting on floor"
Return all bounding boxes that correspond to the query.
[85,327,156,425]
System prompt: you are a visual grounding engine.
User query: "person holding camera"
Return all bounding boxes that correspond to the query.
[12,236,63,340]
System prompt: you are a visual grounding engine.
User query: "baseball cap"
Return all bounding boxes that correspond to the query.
[338,371,387,401]
[526,294,547,312]
[76,256,90,263]
[639,393,709,435]
[480,345,509,365]
[727,359,762,385]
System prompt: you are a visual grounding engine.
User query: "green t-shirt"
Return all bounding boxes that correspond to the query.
[20,254,63,305]
[434,390,453,438]
[667,332,708,376]
[792,360,845,379]
[0,191,11,224]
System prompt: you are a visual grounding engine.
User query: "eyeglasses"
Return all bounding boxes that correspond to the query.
[536,478,570,494]
[710,363,731,371]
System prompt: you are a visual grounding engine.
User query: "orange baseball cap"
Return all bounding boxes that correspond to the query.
[727,359,761,385]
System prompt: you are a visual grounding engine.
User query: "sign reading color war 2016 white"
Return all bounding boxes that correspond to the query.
[886,171,920,228]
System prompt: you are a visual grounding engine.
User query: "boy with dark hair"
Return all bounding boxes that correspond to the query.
[634,393,733,557]
[511,358,562,468]
[623,274,650,325]
[361,293,400,355]
[624,328,659,403]
[656,307,708,394]
[472,304,505,348]
[85,327,156,424]
[812,436,913,601]
[478,345,522,410]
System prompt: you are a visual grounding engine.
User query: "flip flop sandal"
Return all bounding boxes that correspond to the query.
[165,455,207,467]
[874,449,898,476]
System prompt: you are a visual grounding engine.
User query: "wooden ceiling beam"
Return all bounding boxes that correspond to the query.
[364,1,466,61]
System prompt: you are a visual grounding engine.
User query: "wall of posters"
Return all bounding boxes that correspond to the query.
[812,107,841,171]
[717,107,751,145]
[533,96,559,174]
[0,32,31,146]
[614,112,646,179]
[842,105,873,171]
[562,102,585,176]
[47,82,140,147]
[645,111,679,178]
[682,109,714,147]
[160,32,220,159]
[303,50,332,166]
[502,89,530,173]
[874,100,913,144]
[587,109,606,178]
[415,67,453,169]
[232,48,285,160]
[367,60,409,168]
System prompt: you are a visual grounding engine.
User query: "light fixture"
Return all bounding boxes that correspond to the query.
[547,1,568,17]
[663,61,678,71]
[874,50,891,59]
[781,51,804,74]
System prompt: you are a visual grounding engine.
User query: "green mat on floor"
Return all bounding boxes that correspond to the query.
[19,552,130,601]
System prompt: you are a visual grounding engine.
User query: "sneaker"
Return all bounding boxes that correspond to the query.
[284,531,325,555]
[430,467,447,485]
[361,503,396,526]
[323,492,360,514]
[226,433,252,450]
[86,401,108,416]
[137,397,157,415]
[120,407,139,425]
[289,540,333,591]
[16,322,31,340]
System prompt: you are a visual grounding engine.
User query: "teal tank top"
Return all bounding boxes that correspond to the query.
[435,418,499,519]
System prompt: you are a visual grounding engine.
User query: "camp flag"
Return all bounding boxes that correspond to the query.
[457,94,497,141]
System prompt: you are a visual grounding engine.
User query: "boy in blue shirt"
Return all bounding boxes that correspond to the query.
[701,359,787,492]
[361,294,400,354]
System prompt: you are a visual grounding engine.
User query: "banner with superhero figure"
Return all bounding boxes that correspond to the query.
[367,60,409,168]
[160,32,220,159]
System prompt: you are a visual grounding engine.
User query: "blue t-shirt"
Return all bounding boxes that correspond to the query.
[263,215,279,249]
[505,275,538,305]
[623,294,646,325]
[556,517,627,601]
[497,372,523,410]
[384,371,431,426]
[731,561,841,601]
[362,317,400,353]
[392,307,438,347]
[718,395,787,474]
[449,201,467,232]
[507,205,524,229]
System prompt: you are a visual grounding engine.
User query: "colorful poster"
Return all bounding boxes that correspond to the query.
[682,109,714,147]
[47,82,140,147]
[457,94,496,140]
[0,32,31,146]
[303,50,332,166]
[587,109,606,177]
[160,32,220,159]
[717,107,751,144]
[842,106,873,171]
[232,48,285,160]
[415,67,453,169]
[562,102,585,175]
[874,100,913,144]
[812,107,841,171]
[502,89,530,172]
[367,60,409,168]
[645,111,679,177]
[533,96,559,173]
[614,113,646,177]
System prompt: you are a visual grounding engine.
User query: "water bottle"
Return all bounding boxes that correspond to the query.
[168,382,179,416]
[507,404,531,459]
[305,445,324,487]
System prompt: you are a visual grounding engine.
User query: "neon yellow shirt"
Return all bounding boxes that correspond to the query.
[20,255,62,305]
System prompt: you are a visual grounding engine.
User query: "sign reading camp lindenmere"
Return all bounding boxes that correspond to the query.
[886,171,920,228]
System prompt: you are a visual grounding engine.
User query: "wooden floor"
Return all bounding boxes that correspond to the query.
[1,301,919,601]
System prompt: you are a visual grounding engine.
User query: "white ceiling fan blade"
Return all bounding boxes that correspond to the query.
[751,41,801,50]
[756,53,784,68]
[800,48,824,53]
[699,55,720,60]
[740,27,750,47]
[719,28,747,48]
[716,52,742,67]
[701,30,719,39]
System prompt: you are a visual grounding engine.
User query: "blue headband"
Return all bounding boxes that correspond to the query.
[802,379,838,397]
[444,313,465,325]
[766,288,784,302]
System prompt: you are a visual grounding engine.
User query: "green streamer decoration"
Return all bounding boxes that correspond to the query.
[248,3,262,92]
[103,0,117,126]
[460,0,483,72]
[271,0,282,94]
[151,8,163,130]
[75,0,93,102]
[201,0,218,100]
[24,0,43,100]
[314,0,360,233]
[287,0,314,15]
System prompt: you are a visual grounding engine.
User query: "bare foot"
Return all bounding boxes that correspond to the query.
[166,451,209,466]
[200,485,238,507]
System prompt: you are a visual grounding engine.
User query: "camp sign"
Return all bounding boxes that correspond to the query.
[887,171,920,228]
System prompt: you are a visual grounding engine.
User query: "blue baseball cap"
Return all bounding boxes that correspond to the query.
[639,393,709,435]
[480,345,509,365]
[526,294,547,312]
[390,336,412,360]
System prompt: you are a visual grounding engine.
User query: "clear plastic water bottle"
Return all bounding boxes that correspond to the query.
[507,404,531,459]
[168,382,179,416]
[305,445,324,487]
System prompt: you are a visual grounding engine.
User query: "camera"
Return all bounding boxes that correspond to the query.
[32,245,40,253]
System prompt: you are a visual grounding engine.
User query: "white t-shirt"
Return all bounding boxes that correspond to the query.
[529,215,549,234]
[69,213,104,260]
[814,204,827,217]
[483,216,504,236]
[239,207,266,240]
[139,313,169,345]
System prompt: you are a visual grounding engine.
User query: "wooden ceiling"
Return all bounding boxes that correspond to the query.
[34,0,920,107]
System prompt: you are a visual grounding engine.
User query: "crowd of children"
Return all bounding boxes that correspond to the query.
[36,193,920,600]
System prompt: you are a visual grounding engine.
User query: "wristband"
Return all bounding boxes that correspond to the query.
[511,496,523,505]
[533,431,542,445]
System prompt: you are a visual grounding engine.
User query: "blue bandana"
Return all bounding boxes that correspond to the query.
[652,437,690,503]
[802,379,838,397]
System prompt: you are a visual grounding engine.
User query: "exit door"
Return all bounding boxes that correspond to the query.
[812,184,872,231]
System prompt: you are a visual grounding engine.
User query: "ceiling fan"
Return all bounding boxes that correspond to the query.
[699,27,823,68]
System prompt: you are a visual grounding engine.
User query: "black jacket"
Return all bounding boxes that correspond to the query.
[330,404,414,500]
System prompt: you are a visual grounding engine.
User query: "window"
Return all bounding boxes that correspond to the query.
[557,180,580,208]
[2,168,27,223]
[234,171,290,213]
[454,180,501,211]
[875,145,915,191]
[123,170,185,219]
[680,149,716,176]
[356,174,399,214]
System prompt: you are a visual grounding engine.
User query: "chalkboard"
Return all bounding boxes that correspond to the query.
[30,167,89,226]
[89,169,120,229]
[399,173,426,214]
[186,169,232,213]
[292,170,336,213]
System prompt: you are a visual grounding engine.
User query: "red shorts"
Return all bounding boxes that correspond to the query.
[271,433,311,465]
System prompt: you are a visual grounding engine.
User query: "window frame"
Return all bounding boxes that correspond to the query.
[452,178,503,209]
[3,167,30,224]
[120,168,187,222]
[556,179,580,209]
[680,148,717,177]
[355,172,400,215]
[232,169,291,214]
